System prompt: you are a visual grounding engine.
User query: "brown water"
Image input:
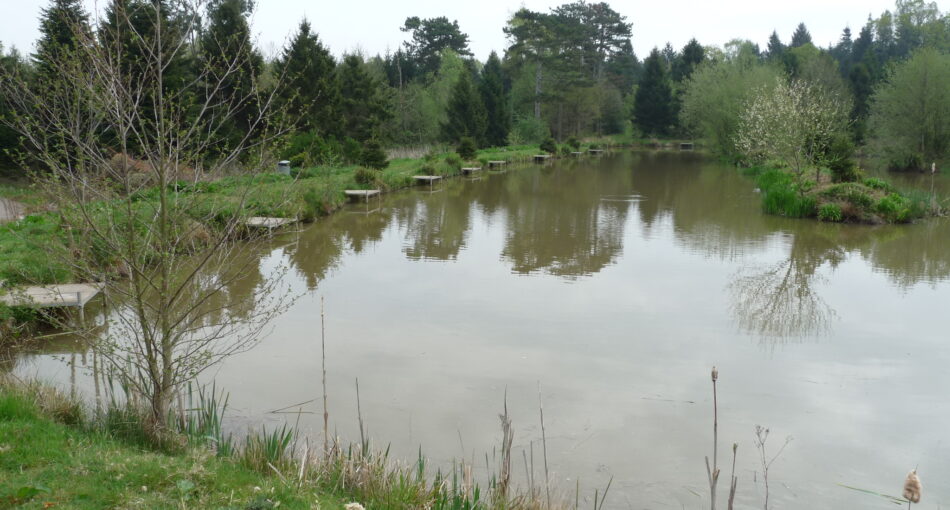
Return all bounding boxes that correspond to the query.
[10,151,950,509]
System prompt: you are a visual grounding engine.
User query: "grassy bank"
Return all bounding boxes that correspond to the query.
[0,387,342,509]
[0,379,571,509]
[753,167,942,224]
[0,145,553,290]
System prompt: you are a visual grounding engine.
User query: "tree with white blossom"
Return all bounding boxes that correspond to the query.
[736,78,851,191]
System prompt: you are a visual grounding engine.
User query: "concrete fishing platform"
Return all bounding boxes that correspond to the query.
[345,190,381,202]
[0,283,103,309]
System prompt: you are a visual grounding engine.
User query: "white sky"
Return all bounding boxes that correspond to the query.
[0,0,928,61]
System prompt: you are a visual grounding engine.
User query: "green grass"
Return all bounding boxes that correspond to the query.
[0,379,572,510]
[0,390,341,509]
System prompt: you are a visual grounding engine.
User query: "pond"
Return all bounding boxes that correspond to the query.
[9,151,950,509]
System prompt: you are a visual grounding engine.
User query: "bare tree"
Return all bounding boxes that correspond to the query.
[0,0,293,440]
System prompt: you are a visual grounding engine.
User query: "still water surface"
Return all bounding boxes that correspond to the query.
[11,151,950,509]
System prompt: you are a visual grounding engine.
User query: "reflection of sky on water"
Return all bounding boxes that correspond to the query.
[10,151,950,509]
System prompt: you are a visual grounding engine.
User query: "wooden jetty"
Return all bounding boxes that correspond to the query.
[680,142,694,151]
[1,283,103,318]
[588,149,605,154]
[344,189,381,202]
[570,151,585,157]
[413,175,443,185]
[533,155,552,163]
[461,167,482,175]
[487,160,507,168]
[245,217,295,229]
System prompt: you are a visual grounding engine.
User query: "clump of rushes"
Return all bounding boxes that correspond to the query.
[903,469,921,508]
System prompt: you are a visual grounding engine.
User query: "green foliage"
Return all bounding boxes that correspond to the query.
[509,115,549,144]
[456,137,477,160]
[633,48,674,136]
[875,193,912,222]
[817,203,843,222]
[868,48,950,171]
[566,137,581,150]
[681,58,781,160]
[863,177,893,192]
[441,70,487,145]
[360,139,390,169]
[353,167,378,187]
[401,16,472,76]
[825,133,861,182]
[479,52,510,147]
[276,20,340,135]
[338,54,391,142]
[539,138,557,154]
[283,131,345,167]
[757,169,817,218]
[199,0,262,152]
[444,154,462,171]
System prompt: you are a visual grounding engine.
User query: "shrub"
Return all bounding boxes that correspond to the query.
[456,137,477,160]
[875,193,910,222]
[509,115,549,144]
[416,164,436,175]
[540,138,557,154]
[360,139,389,170]
[817,203,843,222]
[825,133,860,183]
[342,138,363,164]
[863,177,893,192]
[559,145,573,156]
[566,137,581,150]
[444,154,462,171]
[353,167,378,187]
[588,142,601,150]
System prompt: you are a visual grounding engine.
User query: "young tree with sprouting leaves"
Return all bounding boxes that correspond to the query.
[867,47,950,171]
[736,78,852,188]
[0,0,292,443]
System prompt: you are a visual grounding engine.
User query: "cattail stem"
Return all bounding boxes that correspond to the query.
[320,296,328,459]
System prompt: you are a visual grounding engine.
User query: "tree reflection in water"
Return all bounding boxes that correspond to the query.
[730,231,844,344]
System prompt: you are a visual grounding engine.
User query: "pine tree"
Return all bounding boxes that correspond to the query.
[479,52,509,147]
[34,0,91,79]
[401,16,472,77]
[0,45,26,171]
[790,22,813,48]
[338,54,391,142]
[673,38,705,82]
[100,0,193,91]
[201,0,262,148]
[441,70,487,145]
[767,30,785,61]
[606,39,639,94]
[633,48,673,136]
[277,20,340,135]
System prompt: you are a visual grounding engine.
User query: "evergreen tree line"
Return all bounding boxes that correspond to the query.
[1,0,949,175]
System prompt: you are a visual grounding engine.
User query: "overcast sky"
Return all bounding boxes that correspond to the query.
[1,0,913,61]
